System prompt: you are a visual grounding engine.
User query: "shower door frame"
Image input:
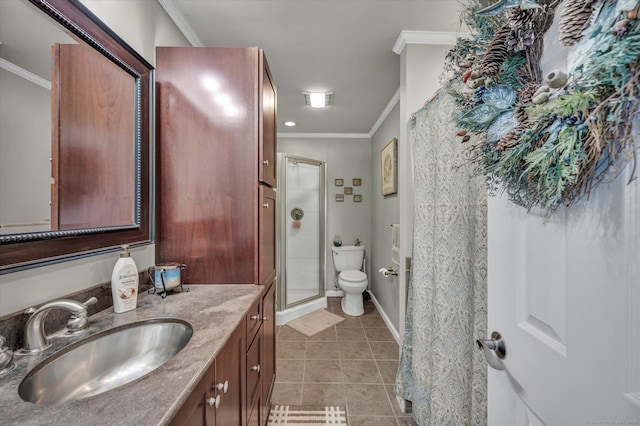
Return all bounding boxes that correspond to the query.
[277,154,326,311]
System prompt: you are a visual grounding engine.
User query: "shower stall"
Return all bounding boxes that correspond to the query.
[276,154,326,325]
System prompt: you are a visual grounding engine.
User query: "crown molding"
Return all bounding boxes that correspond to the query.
[157,0,203,47]
[369,88,400,137]
[0,58,51,90]
[277,132,371,139]
[393,30,466,54]
[277,87,400,140]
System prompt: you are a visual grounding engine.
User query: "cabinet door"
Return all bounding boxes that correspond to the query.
[259,58,277,188]
[261,280,276,424]
[52,43,135,230]
[215,321,245,426]
[156,47,259,284]
[246,331,262,421]
[259,185,276,285]
[171,362,215,426]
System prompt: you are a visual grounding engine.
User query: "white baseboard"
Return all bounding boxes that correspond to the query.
[326,289,344,297]
[367,290,401,345]
[275,297,327,326]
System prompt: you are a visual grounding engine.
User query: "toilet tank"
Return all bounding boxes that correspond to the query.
[331,245,365,272]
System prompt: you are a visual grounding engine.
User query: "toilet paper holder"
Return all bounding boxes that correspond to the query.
[378,267,398,277]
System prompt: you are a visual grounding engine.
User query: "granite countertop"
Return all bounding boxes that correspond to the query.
[0,284,263,426]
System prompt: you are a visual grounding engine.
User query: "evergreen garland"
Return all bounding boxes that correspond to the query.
[445,0,640,215]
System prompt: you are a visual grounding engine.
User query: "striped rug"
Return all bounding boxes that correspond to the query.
[267,405,348,425]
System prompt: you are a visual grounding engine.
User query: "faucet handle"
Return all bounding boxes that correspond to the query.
[82,297,98,309]
[0,335,15,374]
[66,297,97,334]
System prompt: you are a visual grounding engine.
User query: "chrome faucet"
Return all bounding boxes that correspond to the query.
[0,336,15,374]
[21,297,97,354]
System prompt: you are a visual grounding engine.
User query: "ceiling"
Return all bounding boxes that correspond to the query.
[160,1,464,136]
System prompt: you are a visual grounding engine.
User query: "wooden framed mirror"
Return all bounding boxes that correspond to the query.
[0,0,153,272]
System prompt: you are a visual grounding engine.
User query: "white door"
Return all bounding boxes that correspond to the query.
[486,165,640,424]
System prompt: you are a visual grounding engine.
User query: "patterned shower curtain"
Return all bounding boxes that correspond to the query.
[394,89,488,425]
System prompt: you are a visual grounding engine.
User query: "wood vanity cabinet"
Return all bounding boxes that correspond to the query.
[171,362,212,426]
[157,46,277,426]
[155,46,277,286]
[171,318,245,426]
[261,281,276,424]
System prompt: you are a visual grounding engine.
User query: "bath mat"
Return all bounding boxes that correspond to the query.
[286,309,344,337]
[267,405,348,425]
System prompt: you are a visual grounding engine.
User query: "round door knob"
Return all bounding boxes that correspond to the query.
[251,364,261,373]
[216,380,229,394]
[263,203,270,208]
[263,160,269,166]
[250,315,260,321]
[207,394,220,408]
[263,316,269,321]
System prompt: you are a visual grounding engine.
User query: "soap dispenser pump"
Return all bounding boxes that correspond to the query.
[111,245,139,313]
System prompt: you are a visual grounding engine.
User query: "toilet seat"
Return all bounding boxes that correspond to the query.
[339,270,367,283]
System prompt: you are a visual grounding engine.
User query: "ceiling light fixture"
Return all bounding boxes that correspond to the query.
[303,92,333,108]
[284,121,296,127]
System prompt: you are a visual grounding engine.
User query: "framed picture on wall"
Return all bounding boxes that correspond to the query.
[344,187,353,195]
[354,194,363,202]
[335,178,344,186]
[336,194,344,202]
[353,178,362,186]
[381,138,398,195]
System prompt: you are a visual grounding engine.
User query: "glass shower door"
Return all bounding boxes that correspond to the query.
[278,154,325,309]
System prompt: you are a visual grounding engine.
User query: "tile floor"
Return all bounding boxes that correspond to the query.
[271,297,417,426]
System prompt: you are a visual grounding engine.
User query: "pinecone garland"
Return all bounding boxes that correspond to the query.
[559,0,594,46]
[480,24,511,77]
[507,9,537,52]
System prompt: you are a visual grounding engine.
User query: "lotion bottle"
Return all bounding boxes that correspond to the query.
[111,245,139,313]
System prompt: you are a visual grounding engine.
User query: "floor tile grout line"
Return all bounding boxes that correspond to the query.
[366,322,398,417]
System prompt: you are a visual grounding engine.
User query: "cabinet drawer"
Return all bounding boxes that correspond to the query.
[246,298,262,346]
[246,332,262,409]
[259,185,276,285]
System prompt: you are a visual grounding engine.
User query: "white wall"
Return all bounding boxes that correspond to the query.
[397,43,453,339]
[278,137,371,292]
[0,1,189,317]
[369,103,401,331]
[0,70,51,236]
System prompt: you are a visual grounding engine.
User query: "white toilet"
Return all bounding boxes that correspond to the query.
[331,245,368,316]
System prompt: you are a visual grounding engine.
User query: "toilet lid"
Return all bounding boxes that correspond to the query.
[339,270,367,283]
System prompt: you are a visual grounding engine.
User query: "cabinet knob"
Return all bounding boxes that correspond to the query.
[250,314,261,321]
[216,380,229,394]
[208,394,221,409]
[263,316,269,322]
[251,364,261,373]
[263,203,270,208]
[263,160,269,166]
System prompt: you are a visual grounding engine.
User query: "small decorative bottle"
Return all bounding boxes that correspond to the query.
[333,235,342,247]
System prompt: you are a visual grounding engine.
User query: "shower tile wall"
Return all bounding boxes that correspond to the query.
[285,160,321,305]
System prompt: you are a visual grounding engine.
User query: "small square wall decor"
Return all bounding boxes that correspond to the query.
[353,178,362,186]
[344,187,353,195]
[336,194,344,202]
[335,178,344,186]
[354,194,363,202]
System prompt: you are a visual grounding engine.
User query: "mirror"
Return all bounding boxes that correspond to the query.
[0,0,152,271]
